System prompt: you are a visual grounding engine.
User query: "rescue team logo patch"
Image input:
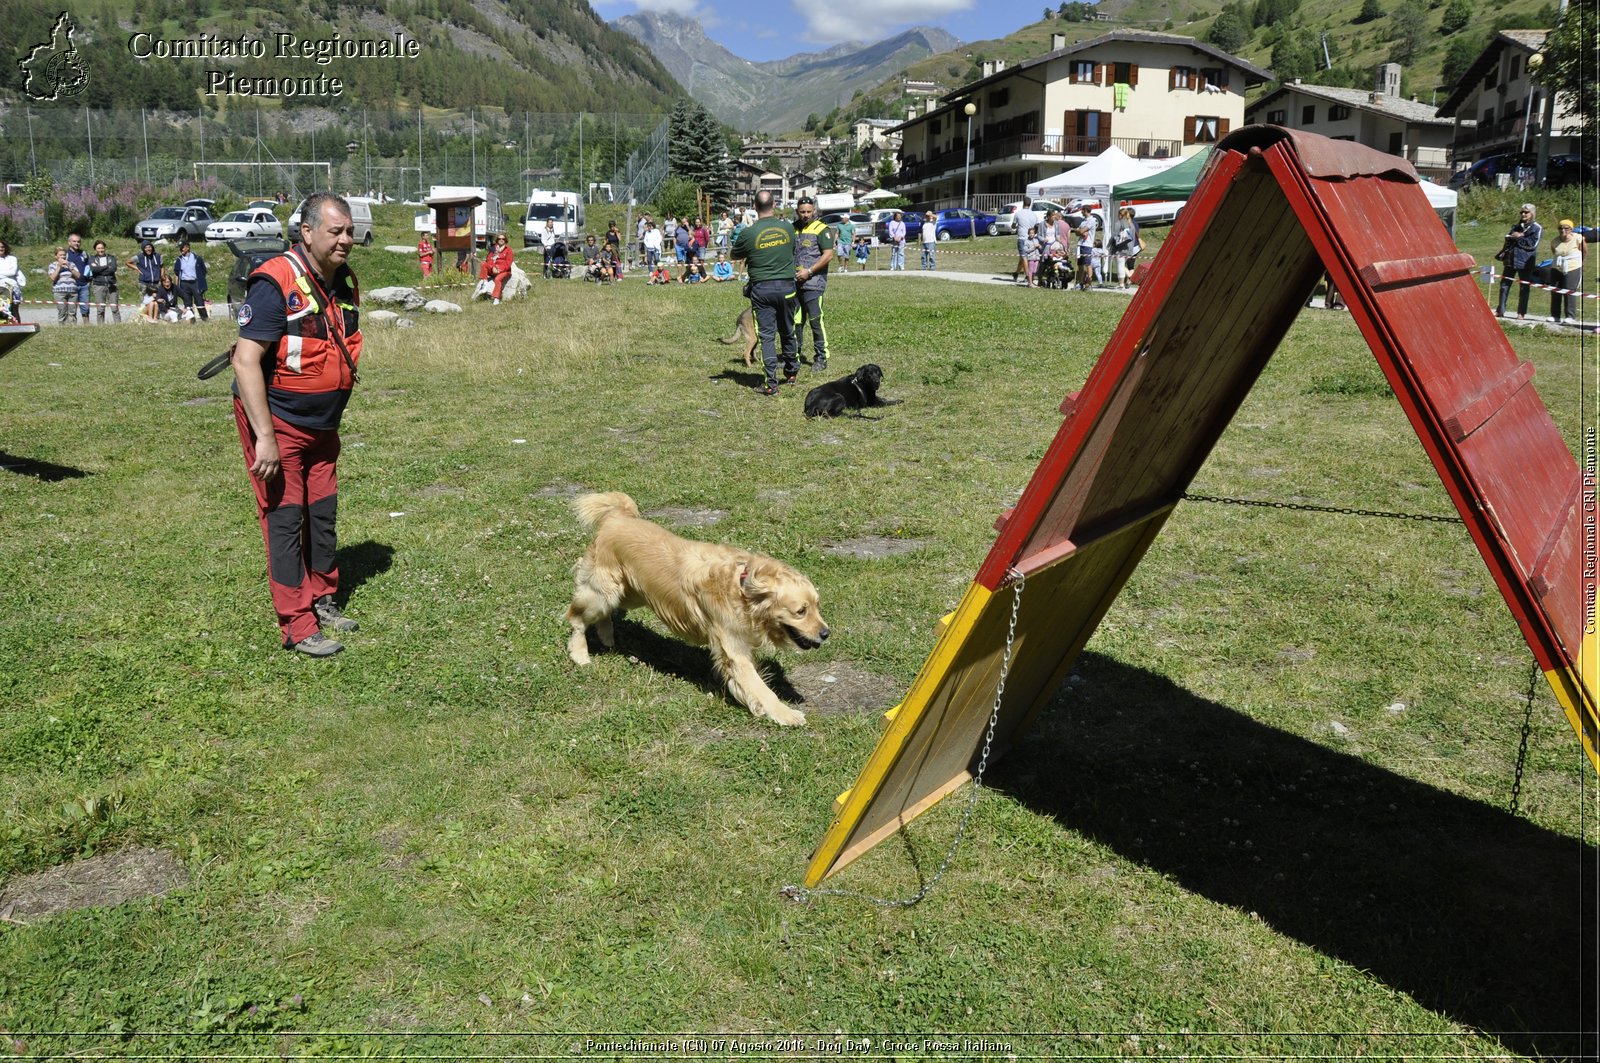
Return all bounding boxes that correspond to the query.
[286,290,308,314]
[237,303,253,327]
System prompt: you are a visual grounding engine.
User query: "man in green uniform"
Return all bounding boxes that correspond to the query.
[791,196,836,372]
[731,189,800,395]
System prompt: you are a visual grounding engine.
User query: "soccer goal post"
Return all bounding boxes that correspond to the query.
[192,161,333,200]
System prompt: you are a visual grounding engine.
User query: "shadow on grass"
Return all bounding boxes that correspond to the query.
[590,616,801,705]
[0,450,89,481]
[987,651,1596,1060]
[335,540,395,604]
[708,368,769,389]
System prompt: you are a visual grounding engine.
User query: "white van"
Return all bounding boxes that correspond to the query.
[287,196,374,246]
[524,190,584,248]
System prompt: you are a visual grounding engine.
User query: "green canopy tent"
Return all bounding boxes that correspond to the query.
[1113,147,1213,203]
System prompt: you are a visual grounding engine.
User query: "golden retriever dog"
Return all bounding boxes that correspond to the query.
[565,492,829,726]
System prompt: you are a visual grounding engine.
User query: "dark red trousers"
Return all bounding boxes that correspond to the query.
[234,400,341,646]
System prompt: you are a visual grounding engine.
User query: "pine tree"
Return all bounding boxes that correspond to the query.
[818,142,849,193]
[1440,0,1471,34]
[1354,0,1383,23]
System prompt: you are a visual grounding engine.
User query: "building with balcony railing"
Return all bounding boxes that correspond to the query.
[1245,65,1462,181]
[887,30,1271,205]
[1437,30,1584,170]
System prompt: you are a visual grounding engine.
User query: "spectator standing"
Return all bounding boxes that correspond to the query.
[673,222,691,265]
[480,233,514,303]
[836,216,855,270]
[173,240,208,321]
[87,240,121,323]
[127,241,164,298]
[920,211,937,270]
[717,212,732,252]
[65,232,90,322]
[692,217,710,262]
[636,213,651,268]
[642,223,662,269]
[663,215,678,253]
[605,221,623,267]
[1011,197,1039,283]
[887,211,907,270]
[1022,230,1042,288]
[1550,219,1585,325]
[1074,204,1099,291]
[731,188,800,395]
[538,219,559,277]
[1495,203,1543,319]
[0,239,24,321]
[792,195,836,371]
[230,192,364,657]
[417,234,435,279]
[48,247,82,324]
[854,234,870,270]
[1109,206,1141,289]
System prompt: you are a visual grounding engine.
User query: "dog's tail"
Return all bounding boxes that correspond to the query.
[572,491,640,530]
[715,310,752,344]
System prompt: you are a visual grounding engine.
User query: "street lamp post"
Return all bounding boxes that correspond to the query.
[963,101,977,240]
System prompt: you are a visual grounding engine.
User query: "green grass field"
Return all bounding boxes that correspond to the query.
[0,196,1595,1059]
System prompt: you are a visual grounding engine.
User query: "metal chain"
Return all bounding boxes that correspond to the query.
[780,568,1027,908]
[1181,492,1462,524]
[1508,659,1539,816]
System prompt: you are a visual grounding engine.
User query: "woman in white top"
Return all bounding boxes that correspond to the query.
[920,211,937,270]
[0,239,22,320]
[1550,219,1586,325]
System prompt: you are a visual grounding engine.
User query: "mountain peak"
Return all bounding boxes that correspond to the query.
[613,13,960,131]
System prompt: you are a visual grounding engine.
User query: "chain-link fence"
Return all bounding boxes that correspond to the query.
[0,105,666,205]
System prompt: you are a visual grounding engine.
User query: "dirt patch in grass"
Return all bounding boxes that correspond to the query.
[649,506,728,527]
[787,660,902,716]
[418,483,467,498]
[533,481,586,499]
[180,396,219,406]
[822,536,926,559]
[0,847,188,920]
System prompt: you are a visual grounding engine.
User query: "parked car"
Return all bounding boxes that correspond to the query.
[927,208,1001,240]
[133,204,215,244]
[820,211,870,228]
[996,199,1070,233]
[225,236,289,308]
[1449,152,1596,190]
[205,209,283,242]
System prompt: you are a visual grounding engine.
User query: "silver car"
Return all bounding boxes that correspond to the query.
[205,209,284,242]
[133,205,215,244]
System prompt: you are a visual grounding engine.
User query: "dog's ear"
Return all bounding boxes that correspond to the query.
[738,560,770,600]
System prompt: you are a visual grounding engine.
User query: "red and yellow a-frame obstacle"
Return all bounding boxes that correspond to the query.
[806,126,1597,886]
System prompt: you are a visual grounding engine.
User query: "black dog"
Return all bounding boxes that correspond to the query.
[803,363,901,419]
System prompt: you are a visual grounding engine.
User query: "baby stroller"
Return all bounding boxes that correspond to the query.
[1037,251,1068,290]
[548,241,572,280]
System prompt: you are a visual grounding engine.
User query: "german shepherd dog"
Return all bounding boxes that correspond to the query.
[716,307,757,367]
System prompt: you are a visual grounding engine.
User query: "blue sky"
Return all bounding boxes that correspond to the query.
[589,0,1049,63]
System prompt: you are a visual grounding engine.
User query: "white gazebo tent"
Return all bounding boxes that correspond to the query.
[1025,145,1179,253]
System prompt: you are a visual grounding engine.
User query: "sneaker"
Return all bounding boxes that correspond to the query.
[493,298,500,305]
[291,632,344,657]
[754,383,780,395]
[812,358,827,372]
[314,596,359,632]
[782,373,799,385]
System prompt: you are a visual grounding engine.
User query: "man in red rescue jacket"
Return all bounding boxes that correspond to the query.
[231,192,363,657]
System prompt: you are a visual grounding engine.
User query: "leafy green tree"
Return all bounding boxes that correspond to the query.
[875,157,896,188]
[1354,0,1383,23]
[1388,0,1429,64]
[818,142,849,192]
[1271,29,1319,82]
[1207,5,1252,52]
[1440,0,1471,34]
[1440,30,1486,87]
[1541,2,1598,144]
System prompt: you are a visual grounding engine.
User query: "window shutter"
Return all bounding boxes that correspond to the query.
[1169,67,1178,91]
[1100,111,1112,143]
[1217,117,1231,138]
[1063,110,1080,140]
[1184,115,1197,143]
[1097,63,1107,86]
[1128,65,1139,87]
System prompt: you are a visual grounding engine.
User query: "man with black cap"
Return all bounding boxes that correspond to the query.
[731,189,800,395]
[792,195,836,372]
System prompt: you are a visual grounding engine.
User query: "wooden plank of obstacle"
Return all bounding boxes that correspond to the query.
[806,126,1594,887]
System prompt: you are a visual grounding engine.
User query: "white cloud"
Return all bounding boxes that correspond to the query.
[799,0,973,44]
[600,0,707,17]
